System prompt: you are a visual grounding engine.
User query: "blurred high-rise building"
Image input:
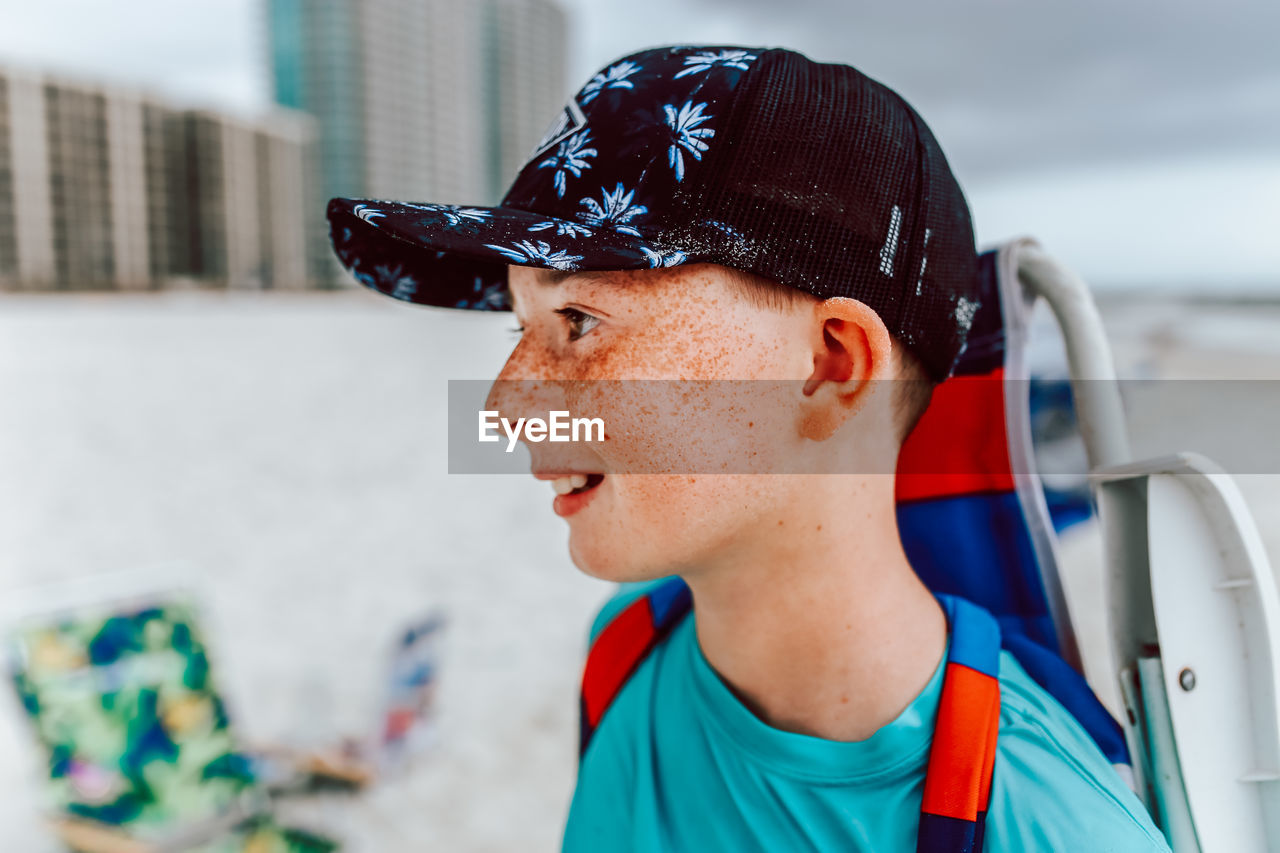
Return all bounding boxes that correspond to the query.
[485,0,572,202]
[0,67,316,292]
[266,0,569,278]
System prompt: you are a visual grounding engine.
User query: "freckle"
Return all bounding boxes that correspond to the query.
[816,524,822,531]
[840,695,849,704]
[777,520,784,527]
[747,421,753,427]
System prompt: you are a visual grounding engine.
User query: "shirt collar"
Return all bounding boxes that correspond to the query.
[680,614,948,783]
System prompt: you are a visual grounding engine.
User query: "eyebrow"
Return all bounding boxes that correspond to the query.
[509,268,615,315]
[535,269,610,286]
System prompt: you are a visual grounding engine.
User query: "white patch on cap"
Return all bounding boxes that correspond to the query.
[915,228,932,296]
[879,205,902,276]
[529,98,588,162]
[954,294,978,331]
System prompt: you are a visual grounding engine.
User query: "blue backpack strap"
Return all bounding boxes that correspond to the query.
[918,595,1002,853]
[578,577,692,758]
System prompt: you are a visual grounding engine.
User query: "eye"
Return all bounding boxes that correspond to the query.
[554,306,601,342]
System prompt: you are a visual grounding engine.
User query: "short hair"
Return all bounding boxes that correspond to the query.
[722,266,937,442]
[891,345,936,442]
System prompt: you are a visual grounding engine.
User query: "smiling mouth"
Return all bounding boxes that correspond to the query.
[550,473,605,496]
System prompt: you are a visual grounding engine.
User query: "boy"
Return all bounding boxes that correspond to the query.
[327,46,1169,851]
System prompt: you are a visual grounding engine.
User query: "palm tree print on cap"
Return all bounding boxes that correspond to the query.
[353,204,385,224]
[529,220,594,238]
[673,49,757,79]
[537,129,598,197]
[402,203,493,226]
[374,264,418,300]
[663,101,715,182]
[576,184,649,236]
[641,246,687,268]
[484,240,585,270]
[454,275,510,310]
[580,61,643,104]
[327,46,771,317]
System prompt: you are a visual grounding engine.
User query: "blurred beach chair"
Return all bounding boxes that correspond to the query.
[901,237,1280,851]
[580,238,1279,851]
[248,611,448,795]
[894,238,1133,784]
[4,580,340,852]
[376,611,447,774]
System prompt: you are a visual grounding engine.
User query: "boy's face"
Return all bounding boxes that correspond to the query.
[488,263,895,583]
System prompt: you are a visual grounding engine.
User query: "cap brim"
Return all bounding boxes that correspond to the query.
[328,198,684,311]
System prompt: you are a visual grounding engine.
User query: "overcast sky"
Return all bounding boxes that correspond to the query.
[0,0,1275,289]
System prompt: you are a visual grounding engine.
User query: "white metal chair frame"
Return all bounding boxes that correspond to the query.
[1014,238,1280,853]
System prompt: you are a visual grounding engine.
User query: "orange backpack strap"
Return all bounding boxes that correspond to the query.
[579,578,692,758]
[918,594,1003,852]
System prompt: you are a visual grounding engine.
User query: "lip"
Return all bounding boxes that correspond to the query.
[553,482,600,517]
[533,470,605,517]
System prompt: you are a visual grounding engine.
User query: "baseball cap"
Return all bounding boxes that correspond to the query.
[327,45,982,379]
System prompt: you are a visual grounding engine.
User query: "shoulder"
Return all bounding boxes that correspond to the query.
[987,651,1171,852]
[575,578,690,796]
[586,577,681,647]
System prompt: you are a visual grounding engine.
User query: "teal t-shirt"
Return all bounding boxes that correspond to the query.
[563,581,1171,852]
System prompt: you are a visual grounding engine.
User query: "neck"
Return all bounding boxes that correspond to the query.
[684,474,946,742]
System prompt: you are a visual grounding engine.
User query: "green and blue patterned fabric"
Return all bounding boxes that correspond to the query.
[8,595,338,852]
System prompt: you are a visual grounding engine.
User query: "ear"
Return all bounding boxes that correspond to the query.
[798,297,894,441]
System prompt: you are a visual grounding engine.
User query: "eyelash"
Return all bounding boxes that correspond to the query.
[554,307,600,341]
[509,308,600,341]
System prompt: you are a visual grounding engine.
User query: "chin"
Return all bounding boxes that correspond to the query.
[559,474,759,584]
[566,532,679,585]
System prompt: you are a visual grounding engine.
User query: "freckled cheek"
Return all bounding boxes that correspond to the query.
[559,342,794,474]
[561,383,663,470]
[609,477,726,533]
[606,475,784,549]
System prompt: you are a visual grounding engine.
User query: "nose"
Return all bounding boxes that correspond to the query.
[485,337,565,427]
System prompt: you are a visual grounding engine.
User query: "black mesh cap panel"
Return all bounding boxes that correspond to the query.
[663,49,981,379]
